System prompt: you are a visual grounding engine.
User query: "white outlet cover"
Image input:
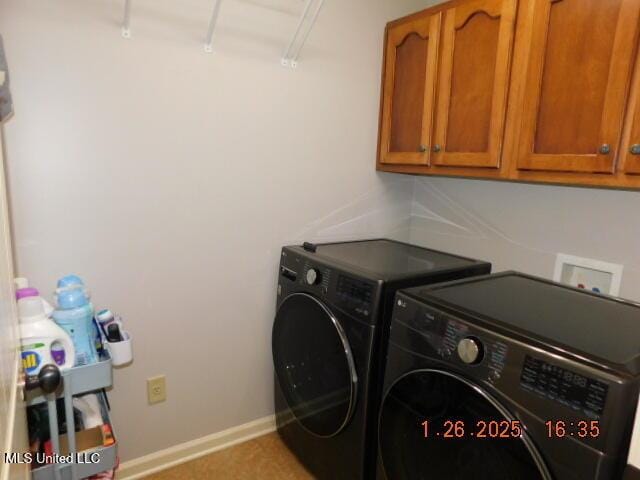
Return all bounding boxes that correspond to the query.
[553,253,623,296]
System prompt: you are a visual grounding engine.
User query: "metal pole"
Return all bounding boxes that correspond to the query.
[204,0,224,53]
[282,0,314,66]
[47,396,62,480]
[290,0,325,67]
[63,373,77,479]
[122,0,132,38]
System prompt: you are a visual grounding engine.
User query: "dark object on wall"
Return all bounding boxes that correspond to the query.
[0,35,13,122]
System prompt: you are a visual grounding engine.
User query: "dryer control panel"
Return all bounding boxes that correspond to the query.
[335,274,373,318]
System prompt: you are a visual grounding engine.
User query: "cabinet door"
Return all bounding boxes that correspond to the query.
[380,14,441,165]
[622,51,640,175]
[0,130,29,480]
[516,0,640,174]
[432,0,517,169]
[623,120,640,175]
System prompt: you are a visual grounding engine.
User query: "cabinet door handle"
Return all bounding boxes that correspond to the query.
[419,145,428,153]
[630,144,640,155]
[433,144,442,153]
[599,144,611,155]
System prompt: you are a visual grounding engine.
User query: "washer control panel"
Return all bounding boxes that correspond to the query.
[520,355,608,419]
[394,298,508,383]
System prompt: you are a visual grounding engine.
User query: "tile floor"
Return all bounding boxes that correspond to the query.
[144,432,314,479]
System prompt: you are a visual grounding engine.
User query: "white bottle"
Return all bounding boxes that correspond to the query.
[14,277,55,317]
[19,296,75,375]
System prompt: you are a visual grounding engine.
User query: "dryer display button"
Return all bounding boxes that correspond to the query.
[306,268,320,285]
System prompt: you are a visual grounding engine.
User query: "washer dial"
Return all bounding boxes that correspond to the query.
[457,337,483,365]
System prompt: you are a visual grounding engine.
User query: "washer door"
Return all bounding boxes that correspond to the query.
[379,370,551,480]
[272,293,357,438]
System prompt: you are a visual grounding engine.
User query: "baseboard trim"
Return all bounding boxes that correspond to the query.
[117,415,276,480]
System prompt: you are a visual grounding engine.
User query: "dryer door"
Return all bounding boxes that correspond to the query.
[272,293,357,438]
[379,369,551,479]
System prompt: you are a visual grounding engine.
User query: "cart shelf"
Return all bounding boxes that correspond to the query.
[27,354,118,480]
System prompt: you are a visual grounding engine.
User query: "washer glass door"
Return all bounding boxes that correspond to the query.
[272,293,357,438]
[379,370,549,479]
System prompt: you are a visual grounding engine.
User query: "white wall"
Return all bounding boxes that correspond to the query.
[10,0,629,466]
[409,177,640,302]
[0,0,428,461]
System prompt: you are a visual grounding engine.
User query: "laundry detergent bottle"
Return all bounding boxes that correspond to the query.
[53,287,97,366]
[15,279,55,317]
[19,296,75,375]
[55,275,103,352]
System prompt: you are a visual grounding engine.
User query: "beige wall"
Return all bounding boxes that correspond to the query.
[3,0,636,466]
[409,177,640,302]
[0,0,428,461]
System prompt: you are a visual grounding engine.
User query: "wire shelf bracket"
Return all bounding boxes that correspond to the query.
[119,0,325,67]
[122,0,132,38]
[281,0,325,68]
[204,0,225,53]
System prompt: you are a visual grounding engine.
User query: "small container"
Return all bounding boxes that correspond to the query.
[105,330,133,367]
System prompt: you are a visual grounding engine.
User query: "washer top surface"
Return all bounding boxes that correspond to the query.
[309,239,482,279]
[412,273,640,369]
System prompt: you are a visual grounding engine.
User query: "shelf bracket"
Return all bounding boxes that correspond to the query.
[122,0,132,38]
[204,0,225,53]
[282,0,325,68]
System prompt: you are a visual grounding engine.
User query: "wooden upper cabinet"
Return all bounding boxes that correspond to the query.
[516,0,640,174]
[378,0,640,189]
[432,0,517,168]
[379,14,441,165]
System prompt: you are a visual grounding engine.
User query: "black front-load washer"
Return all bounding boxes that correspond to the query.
[378,271,640,480]
[272,239,491,479]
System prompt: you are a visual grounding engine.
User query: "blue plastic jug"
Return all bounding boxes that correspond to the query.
[53,287,97,366]
[55,274,104,354]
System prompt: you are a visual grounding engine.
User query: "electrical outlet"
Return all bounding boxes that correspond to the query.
[553,254,623,296]
[147,375,166,405]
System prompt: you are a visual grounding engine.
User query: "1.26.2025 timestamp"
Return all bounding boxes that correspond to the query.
[545,420,600,438]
